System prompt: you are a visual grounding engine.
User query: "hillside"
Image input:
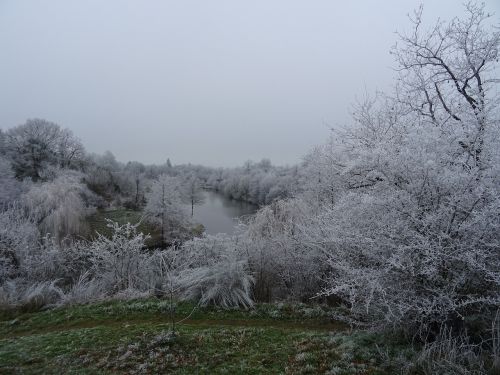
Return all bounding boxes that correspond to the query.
[0,299,413,374]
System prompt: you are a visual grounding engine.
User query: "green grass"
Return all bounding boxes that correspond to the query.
[0,299,416,374]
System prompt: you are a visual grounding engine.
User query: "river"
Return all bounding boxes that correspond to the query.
[189,190,258,235]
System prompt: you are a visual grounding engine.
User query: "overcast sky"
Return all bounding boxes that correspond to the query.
[1,1,498,167]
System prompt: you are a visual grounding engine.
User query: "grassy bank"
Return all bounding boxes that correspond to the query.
[0,299,415,374]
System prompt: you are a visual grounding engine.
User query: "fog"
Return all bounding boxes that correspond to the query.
[1,0,498,166]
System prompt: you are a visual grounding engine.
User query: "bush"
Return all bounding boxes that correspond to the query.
[179,259,254,309]
[0,279,63,311]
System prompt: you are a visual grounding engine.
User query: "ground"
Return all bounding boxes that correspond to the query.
[0,299,416,374]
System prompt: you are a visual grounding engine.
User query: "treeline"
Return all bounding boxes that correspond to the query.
[0,117,302,246]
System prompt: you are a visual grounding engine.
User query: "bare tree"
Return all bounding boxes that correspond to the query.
[392,2,500,168]
[182,174,206,217]
[124,161,147,208]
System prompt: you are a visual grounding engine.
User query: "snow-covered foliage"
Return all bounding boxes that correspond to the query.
[21,173,95,241]
[0,157,23,207]
[144,174,190,245]
[407,326,494,374]
[293,3,500,336]
[180,173,205,216]
[3,118,85,180]
[0,219,150,309]
[57,271,106,306]
[0,217,256,310]
[121,161,148,209]
[84,220,150,292]
[206,160,299,206]
[83,151,124,204]
[304,141,500,332]
[0,205,38,282]
[177,234,254,308]
[0,279,63,311]
[179,260,254,308]
[244,199,326,302]
[0,10,498,375]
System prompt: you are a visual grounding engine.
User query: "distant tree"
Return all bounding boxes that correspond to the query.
[243,160,253,173]
[98,151,120,171]
[0,157,22,207]
[84,151,123,201]
[207,167,224,189]
[257,158,272,172]
[239,176,252,202]
[124,161,146,208]
[145,175,188,245]
[300,142,341,207]
[4,119,85,180]
[0,129,6,155]
[56,128,86,169]
[182,174,205,216]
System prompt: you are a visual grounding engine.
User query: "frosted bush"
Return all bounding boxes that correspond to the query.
[0,205,38,282]
[0,279,63,310]
[59,272,106,305]
[86,220,150,292]
[179,259,254,309]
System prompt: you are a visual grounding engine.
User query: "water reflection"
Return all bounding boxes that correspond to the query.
[189,190,258,235]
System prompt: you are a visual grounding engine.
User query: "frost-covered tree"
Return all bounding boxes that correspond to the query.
[303,2,500,336]
[244,199,326,302]
[4,119,85,180]
[83,151,124,203]
[257,158,272,172]
[123,161,147,209]
[209,161,298,206]
[0,157,22,207]
[392,2,499,169]
[22,173,94,242]
[181,173,205,216]
[145,175,189,245]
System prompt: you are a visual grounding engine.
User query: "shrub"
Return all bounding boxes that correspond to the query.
[179,259,254,309]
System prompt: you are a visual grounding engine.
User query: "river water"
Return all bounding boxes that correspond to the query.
[189,190,258,235]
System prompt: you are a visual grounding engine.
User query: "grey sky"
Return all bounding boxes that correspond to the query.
[1,1,498,167]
